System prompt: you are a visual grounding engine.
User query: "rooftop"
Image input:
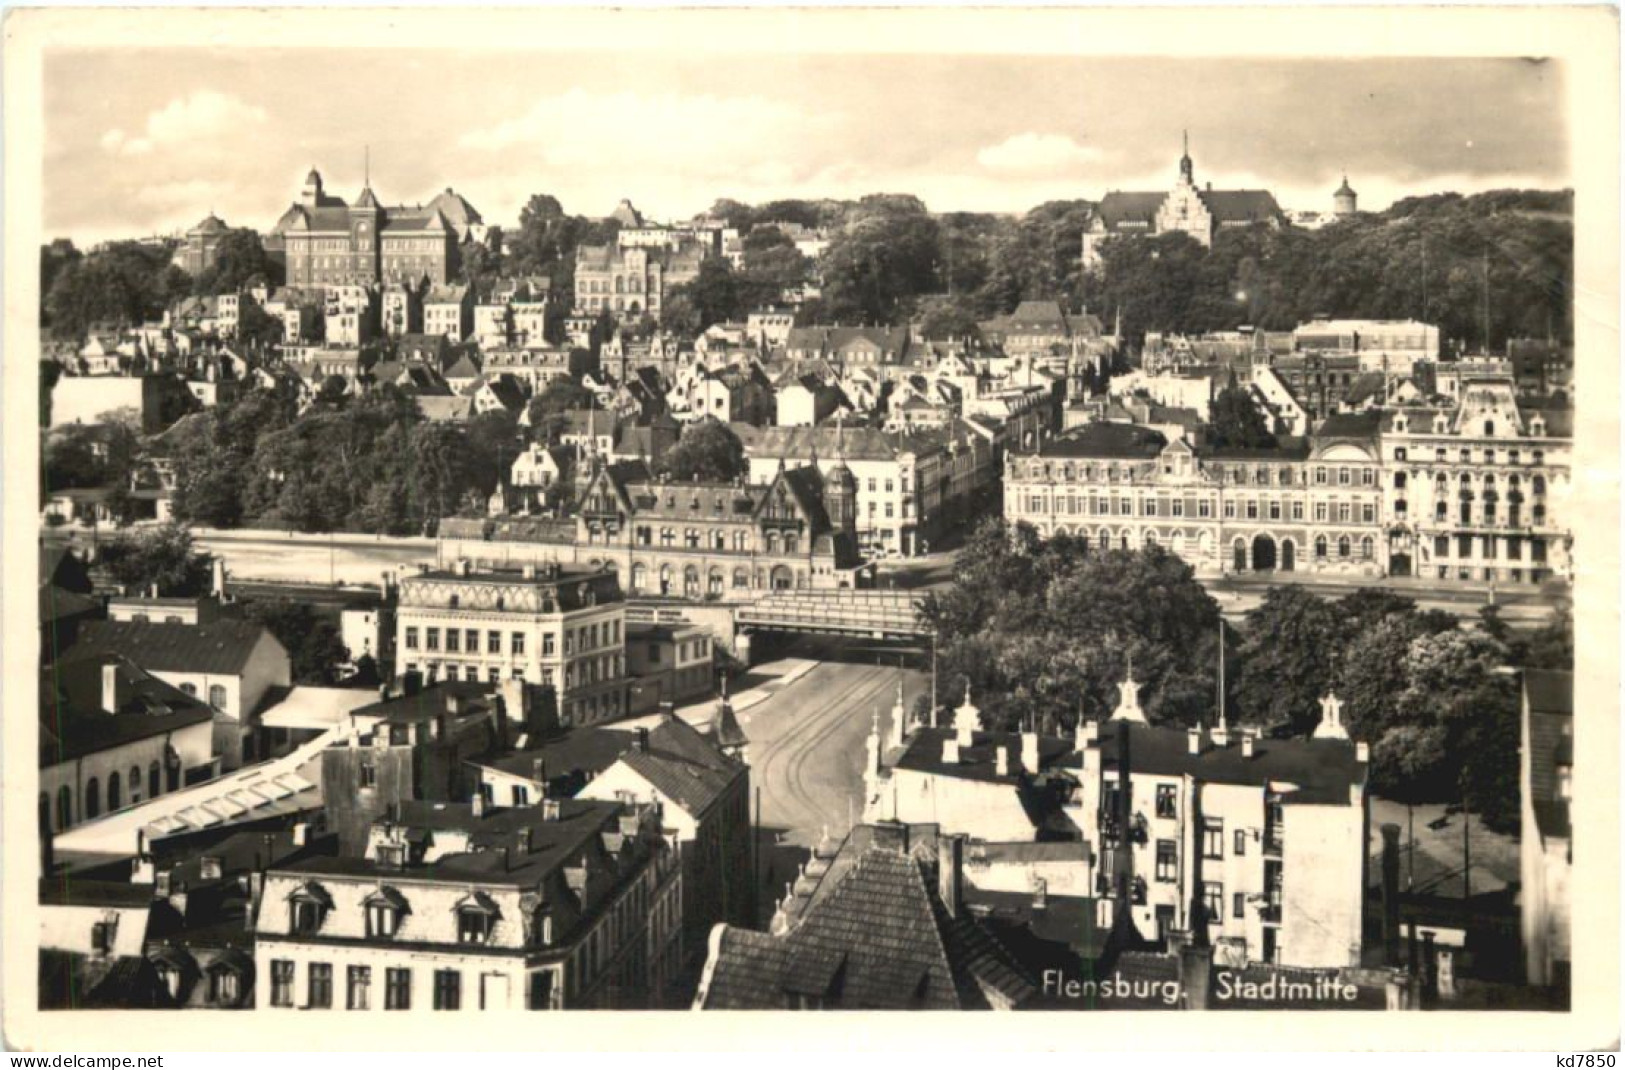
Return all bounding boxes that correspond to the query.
[66,619,277,676]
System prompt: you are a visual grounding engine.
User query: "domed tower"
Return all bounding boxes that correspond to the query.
[1334,175,1358,218]
[301,168,325,208]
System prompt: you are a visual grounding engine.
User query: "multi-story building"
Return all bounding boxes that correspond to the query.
[1003,416,1388,577]
[395,563,631,727]
[379,283,422,338]
[570,455,865,595]
[172,213,230,276]
[1380,381,1573,584]
[737,422,995,557]
[254,796,681,1009]
[573,242,704,322]
[1291,318,1440,375]
[1069,675,1370,969]
[269,170,475,288]
[1081,137,1284,269]
[422,284,473,342]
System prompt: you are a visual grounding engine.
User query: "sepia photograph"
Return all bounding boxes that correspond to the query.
[3,4,1618,1053]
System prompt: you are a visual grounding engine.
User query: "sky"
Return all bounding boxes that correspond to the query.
[44,51,1568,245]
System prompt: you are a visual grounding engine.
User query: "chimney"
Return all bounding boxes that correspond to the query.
[1242,733,1256,758]
[995,747,1009,777]
[542,799,561,822]
[1032,876,1048,911]
[943,738,960,764]
[522,562,537,580]
[101,661,123,714]
[1211,723,1230,748]
[636,726,651,752]
[937,834,964,918]
[516,827,532,856]
[1082,720,1100,744]
[200,856,223,881]
[292,822,309,847]
[458,558,473,577]
[531,757,547,784]
[1356,741,1370,764]
[1186,727,1203,756]
[211,558,228,599]
[472,791,487,818]
[1021,730,1039,772]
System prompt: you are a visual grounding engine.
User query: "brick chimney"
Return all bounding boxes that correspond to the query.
[531,757,547,785]
[635,727,651,753]
[995,747,1008,777]
[542,799,561,822]
[1242,732,1256,758]
[472,792,487,818]
[1186,726,1203,756]
[936,833,964,918]
[1021,730,1039,772]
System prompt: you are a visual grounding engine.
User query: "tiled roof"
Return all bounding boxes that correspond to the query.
[1094,192,1167,228]
[701,848,965,1009]
[1037,423,1168,460]
[39,654,215,765]
[1199,189,1284,223]
[67,619,277,676]
[893,727,1071,784]
[1314,411,1384,440]
[619,717,743,818]
[417,395,474,422]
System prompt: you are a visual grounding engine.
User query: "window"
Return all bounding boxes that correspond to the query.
[488,630,502,654]
[348,966,371,1010]
[1234,829,1246,857]
[386,968,411,1010]
[1291,501,1304,521]
[1362,503,1376,524]
[1155,785,1177,819]
[308,963,333,1009]
[1155,840,1178,883]
[1233,892,1247,920]
[360,762,377,789]
[1202,818,1224,860]
[406,628,420,651]
[426,628,440,652]
[180,682,198,697]
[270,961,294,1007]
[1202,882,1224,924]
[512,632,526,656]
[446,628,460,653]
[366,898,400,938]
[210,965,241,1005]
[1315,536,1328,560]
[1338,536,1352,559]
[433,969,461,1010]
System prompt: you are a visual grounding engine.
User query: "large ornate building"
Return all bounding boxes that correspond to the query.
[573,242,704,322]
[569,454,866,596]
[1004,416,1387,577]
[171,213,229,276]
[1081,135,1285,269]
[267,169,479,288]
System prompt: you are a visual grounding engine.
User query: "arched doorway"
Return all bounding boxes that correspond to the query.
[1251,535,1277,572]
[1281,539,1296,572]
[1232,540,1247,573]
[770,566,793,590]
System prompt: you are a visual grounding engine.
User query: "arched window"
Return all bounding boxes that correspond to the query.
[85,777,101,820]
[1394,472,1407,490]
[707,571,723,596]
[180,683,198,697]
[712,531,726,550]
[129,765,143,805]
[658,564,672,595]
[765,531,780,554]
[1338,536,1351,559]
[783,534,799,554]
[1533,475,1547,496]
[209,684,228,709]
[684,567,700,598]
[732,568,748,588]
[149,762,162,800]
[1315,536,1328,560]
[107,771,122,812]
[1360,536,1374,560]
[56,786,72,831]
[630,563,646,593]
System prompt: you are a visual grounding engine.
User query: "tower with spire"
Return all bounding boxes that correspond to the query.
[1111,661,1147,723]
[1333,175,1358,218]
[823,418,859,538]
[1178,129,1195,185]
[709,672,749,761]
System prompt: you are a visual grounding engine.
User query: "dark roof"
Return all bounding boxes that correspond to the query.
[1037,423,1167,460]
[1095,192,1168,228]
[1524,670,1572,840]
[1314,411,1384,440]
[488,726,633,781]
[894,727,1072,784]
[40,877,157,909]
[41,584,101,624]
[272,798,625,887]
[710,699,748,750]
[1089,722,1364,805]
[346,680,500,727]
[405,565,623,611]
[1199,189,1284,223]
[67,619,278,675]
[620,717,743,816]
[1198,436,1311,461]
[701,849,967,1009]
[39,654,215,765]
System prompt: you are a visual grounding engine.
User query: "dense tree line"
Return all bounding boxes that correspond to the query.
[500,194,623,297]
[1085,190,1572,351]
[924,517,1571,832]
[165,385,522,535]
[44,241,190,342]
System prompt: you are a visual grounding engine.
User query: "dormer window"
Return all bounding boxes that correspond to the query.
[289,882,331,934]
[456,892,500,944]
[365,887,408,937]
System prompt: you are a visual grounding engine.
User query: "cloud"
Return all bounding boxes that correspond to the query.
[460,88,811,174]
[101,90,268,158]
[134,179,235,210]
[977,133,1109,176]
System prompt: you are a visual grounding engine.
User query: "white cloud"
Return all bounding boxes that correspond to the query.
[461,88,808,173]
[101,90,267,158]
[977,132,1109,176]
[134,179,235,210]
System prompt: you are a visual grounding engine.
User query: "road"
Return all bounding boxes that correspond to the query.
[732,638,928,849]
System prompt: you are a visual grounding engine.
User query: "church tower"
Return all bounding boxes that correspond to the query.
[1178,129,1195,185]
[824,424,858,537]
